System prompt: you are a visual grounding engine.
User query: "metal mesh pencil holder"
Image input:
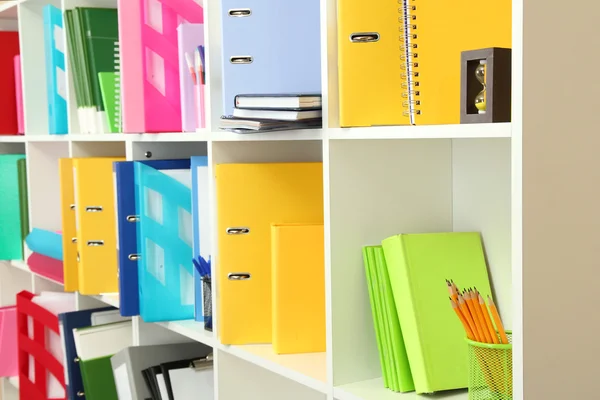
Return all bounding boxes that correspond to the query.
[202,277,213,331]
[466,332,512,400]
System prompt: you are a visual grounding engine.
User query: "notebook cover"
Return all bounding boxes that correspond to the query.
[216,162,324,345]
[0,306,17,377]
[120,0,203,133]
[17,159,28,244]
[220,0,321,116]
[80,356,119,400]
[114,159,192,317]
[381,232,493,393]
[0,32,20,135]
[191,156,210,323]
[337,1,410,127]
[134,162,194,322]
[64,10,86,129]
[13,56,23,134]
[73,9,93,122]
[177,23,205,132]
[98,72,119,133]
[409,1,511,125]
[271,224,325,354]
[43,5,68,134]
[0,154,26,260]
[25,228,63,261]
[74,157,124,295]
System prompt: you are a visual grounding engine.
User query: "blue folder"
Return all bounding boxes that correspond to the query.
[190,156,210,323]
[25,228,63,261]
[220,0,321,115]
[114,159,191,317]
[58,307,121,400]
[43,5,68,134]
[134,162,193,322]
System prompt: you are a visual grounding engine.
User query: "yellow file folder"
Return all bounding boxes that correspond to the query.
[271,223,326,354]
[216,163,324,345]
[73,157,123,295]
[59,158,78,292]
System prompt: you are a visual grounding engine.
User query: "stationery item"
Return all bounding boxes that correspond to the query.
[190,156,211,325]
[177,23,204,132]
[160,356,214,400]
[110,342,212,400]
[25,228,63,261]
[0,31,19,135]
[74,157,125,295]
[194,53,206,129]
[134,161,194,322]
[98,72,119,133]
[43,5,68,134]
[0,154,26,260]
[220,0,321,116]
[64,10,89,133]
[74,321,133,400]
[459,295,480,342]
[17,159,29,243]
[114,159,192,316]
[479,293,499,344]
[119,0,204,133]
[450,298,475,341]
[14,55,24,134]
[141,366,162,399]
[235,94,322,110]
[0,306,17,377]
[232,108,322,121]
[216,162,323,345]
[271,224,325,354]
[27,252,64,283]
[381,232,493,393]
[488,296,509,344]
[58,307,126,400]
[59,158,78,291]
[218,116,322,133]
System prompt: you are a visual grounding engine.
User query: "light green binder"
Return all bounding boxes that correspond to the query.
[0,154,26,260]
[381,232,493,394]
[98,72,118,133]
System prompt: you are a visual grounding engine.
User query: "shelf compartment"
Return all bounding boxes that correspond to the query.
[334,378,467,400]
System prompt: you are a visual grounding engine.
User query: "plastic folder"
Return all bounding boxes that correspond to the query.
[134,162,194,322]
[0,31,20,135]
[43,5,68,134]
[119,0,203,133]
[220,0,321,116]
[25,228,63,261]
[178,23,205,132]
[14,55,24,134]
[114,159,191,316]
[0,306,17,377]
[74,157,124,295]
[271,224,325,355]
[0,154,26,260]
[191,156,210,323]
[216,162,324,345]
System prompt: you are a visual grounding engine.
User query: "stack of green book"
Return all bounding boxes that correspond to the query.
[64,7,119,134]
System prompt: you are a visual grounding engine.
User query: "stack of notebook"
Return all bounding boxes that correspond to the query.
[219,94,322,133]
[363,232,495,394]
[64,7,119,134]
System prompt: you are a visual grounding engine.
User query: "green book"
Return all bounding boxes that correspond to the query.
[0,154,26,260]
[98,72,119,133]
[64,10,85,110]
[80,356,119,400]
[16,159,29,245]
[72,9,92,110]
[381,232,493,394]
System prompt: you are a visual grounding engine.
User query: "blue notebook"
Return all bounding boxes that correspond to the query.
[43,5,68,134]
[134,162,194,322]
[58,308,128,400]
[114,159,191,317]
[190,157,210,324]
[220,0,322,115]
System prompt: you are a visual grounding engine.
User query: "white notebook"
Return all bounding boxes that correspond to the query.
[73,320,133,361]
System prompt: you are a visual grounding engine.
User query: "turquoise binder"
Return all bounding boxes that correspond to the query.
[134,162,194,322]
[0,154,27,260]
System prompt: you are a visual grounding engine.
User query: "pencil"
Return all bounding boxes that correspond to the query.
[471,288,492,343]
[195,48,205,85]
[184,52,197,85]
[450,297,475,340]
[458,294,481,342]
[447,279,458,302]
[451,279,460,296]
[465,290,487,342]
[488,296,509,344]
[478,292,499,344]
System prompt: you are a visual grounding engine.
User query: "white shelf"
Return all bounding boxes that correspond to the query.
[212,128,325,141]
[328,123,511,140]
[8,260,63,286]
[4,376,19,390]
[155,319,214,347]
[334,378,468,400]
[92,293,120,308]
[0,0,21,18]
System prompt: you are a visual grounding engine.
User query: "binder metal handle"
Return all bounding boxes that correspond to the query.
[87,240,104,246]
[85,206,103,212]
[128,254,140,261]
[228,8,251,17]
[76,391,85,397]
[228,273,251,281]
[230,56,253,64]
[126,215,140,222]
[349,32,380,43]
[69,204,76,210]
[226,227,250,235]
[71,237,77,243]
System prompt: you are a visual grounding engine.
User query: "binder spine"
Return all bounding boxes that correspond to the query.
[114,41,122,132]
[399,0,420,123]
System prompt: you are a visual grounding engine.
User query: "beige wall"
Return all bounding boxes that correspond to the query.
[523,0,600,398]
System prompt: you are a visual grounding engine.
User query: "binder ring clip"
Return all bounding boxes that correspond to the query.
[87,240,105,246]
[230,56,253,64]
[76,391,85,397]
[71,237,77,243]
[228,8,251,17]
[69,204,76,210]
[128,254,141,261]
[126,215,140,222]
[226,227,250,235]
[349,32,380,43]
[85,206,103,212]
[228,273,251,281]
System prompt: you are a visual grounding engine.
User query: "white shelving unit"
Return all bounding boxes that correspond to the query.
[0,0,539,399]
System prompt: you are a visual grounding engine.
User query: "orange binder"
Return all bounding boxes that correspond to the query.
[271,223,326,354]
[216,163,324,345]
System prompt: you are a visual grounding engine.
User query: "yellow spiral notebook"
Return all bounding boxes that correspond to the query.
[338,0,511,127]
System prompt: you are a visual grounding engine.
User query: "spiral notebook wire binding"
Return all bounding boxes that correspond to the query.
[399,0,420,124]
